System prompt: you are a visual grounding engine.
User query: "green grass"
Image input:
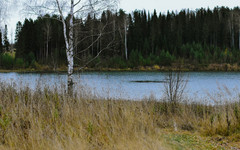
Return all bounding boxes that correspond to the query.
[161,130,225,150]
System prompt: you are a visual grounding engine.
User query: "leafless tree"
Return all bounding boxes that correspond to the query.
[228,9,240,50]
[43,19,52,60]
[229,11,235,49]
[23,0,119,94]
[232,9,240,50]
[117,10,128,60]
[124,15,128,60]
[164,71,188,113]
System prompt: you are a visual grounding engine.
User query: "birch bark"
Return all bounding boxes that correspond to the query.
[56,0,74,94]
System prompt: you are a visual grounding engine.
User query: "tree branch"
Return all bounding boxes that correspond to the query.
[77,38,115,70]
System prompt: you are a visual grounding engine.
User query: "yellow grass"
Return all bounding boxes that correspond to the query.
[0,82,239,149]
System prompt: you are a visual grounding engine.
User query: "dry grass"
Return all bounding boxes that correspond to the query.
[0,82,167,150]
[0,81,239,149]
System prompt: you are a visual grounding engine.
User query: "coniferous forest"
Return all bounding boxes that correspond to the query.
[2,6,240,70]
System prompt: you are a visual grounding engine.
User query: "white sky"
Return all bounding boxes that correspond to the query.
[120,0,240,13]
[5,0,240,42]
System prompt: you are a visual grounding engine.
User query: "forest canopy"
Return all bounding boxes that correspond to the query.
[2,6,240,70]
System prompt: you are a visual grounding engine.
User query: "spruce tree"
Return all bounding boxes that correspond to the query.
[3,25,10,52]
[0,30,3,54]
[15,21,22,43]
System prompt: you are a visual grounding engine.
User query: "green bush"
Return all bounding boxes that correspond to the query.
[194,50,204,64]
[158,50,175,66]
[27,52,35,65]
[30,60,37,69]
[0,53,14,69]
[108,56,127,68]
[15,58,25,68]
[129,50,144,67]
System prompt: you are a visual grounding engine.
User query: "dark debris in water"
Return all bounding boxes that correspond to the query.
[130,80,167,83]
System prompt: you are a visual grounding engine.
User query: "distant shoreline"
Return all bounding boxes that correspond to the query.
[1,63,240,73]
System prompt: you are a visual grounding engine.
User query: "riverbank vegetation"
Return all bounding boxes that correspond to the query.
[0,78,239,149]
[2,7,240,71]
[3,50,240,72]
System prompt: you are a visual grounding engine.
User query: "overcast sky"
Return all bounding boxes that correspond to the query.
[120,0,240,13]
[5,0,240,42]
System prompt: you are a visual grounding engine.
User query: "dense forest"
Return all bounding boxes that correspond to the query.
[1,6,240,70]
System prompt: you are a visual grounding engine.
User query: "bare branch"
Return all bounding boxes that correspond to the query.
[39,15,62,23]
[73,20,116,54]
[77,38,115,70]
[74,0,82,7]
[55,0,69,50]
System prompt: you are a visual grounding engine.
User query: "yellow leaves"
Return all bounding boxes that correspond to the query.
[224,48,228,56]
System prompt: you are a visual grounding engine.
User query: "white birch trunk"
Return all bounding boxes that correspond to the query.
[67,0,74,94]
[56,0,74,94]
[54,0,118,94]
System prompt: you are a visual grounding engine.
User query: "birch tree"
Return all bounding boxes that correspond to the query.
[23,0,118,94]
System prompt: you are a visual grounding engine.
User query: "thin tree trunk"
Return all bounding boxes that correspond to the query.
[231,13,234,48]
[113,20,115,52]
[232,24,234,48]
[124,18,128,60]
[46,34,49,59]
[239,28,240,50]
[92,28,94,56]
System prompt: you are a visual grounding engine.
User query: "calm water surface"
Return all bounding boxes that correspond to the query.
[0,72,240,101]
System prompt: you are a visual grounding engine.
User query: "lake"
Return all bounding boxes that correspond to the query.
[0,72,240,102]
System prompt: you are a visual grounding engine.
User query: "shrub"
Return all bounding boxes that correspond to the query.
[158,50,175,66]
[129,50,144,67]
[108,56,127,68]
[15,58,25,68]
[26,52,35,65]
[0,53,14,69]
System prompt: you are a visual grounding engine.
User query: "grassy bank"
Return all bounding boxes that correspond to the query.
[0,81,239,149]
[82,63,240,72]
[2,63,240,73]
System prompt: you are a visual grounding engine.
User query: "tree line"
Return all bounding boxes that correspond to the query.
[2,6,240,69]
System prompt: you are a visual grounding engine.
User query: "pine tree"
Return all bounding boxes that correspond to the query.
[15,21,22,43]
[3,25,10,52]
[0,30,3,54]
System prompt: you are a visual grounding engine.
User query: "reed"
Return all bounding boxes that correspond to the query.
[0,80,239,149]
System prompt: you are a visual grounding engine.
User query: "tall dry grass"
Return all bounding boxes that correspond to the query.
[0,79,239,149]
[0,82,167,150]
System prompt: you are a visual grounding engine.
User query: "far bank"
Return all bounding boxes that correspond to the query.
[1,63,240,73]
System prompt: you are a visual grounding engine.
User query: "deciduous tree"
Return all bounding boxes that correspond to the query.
[24,0,118,94]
